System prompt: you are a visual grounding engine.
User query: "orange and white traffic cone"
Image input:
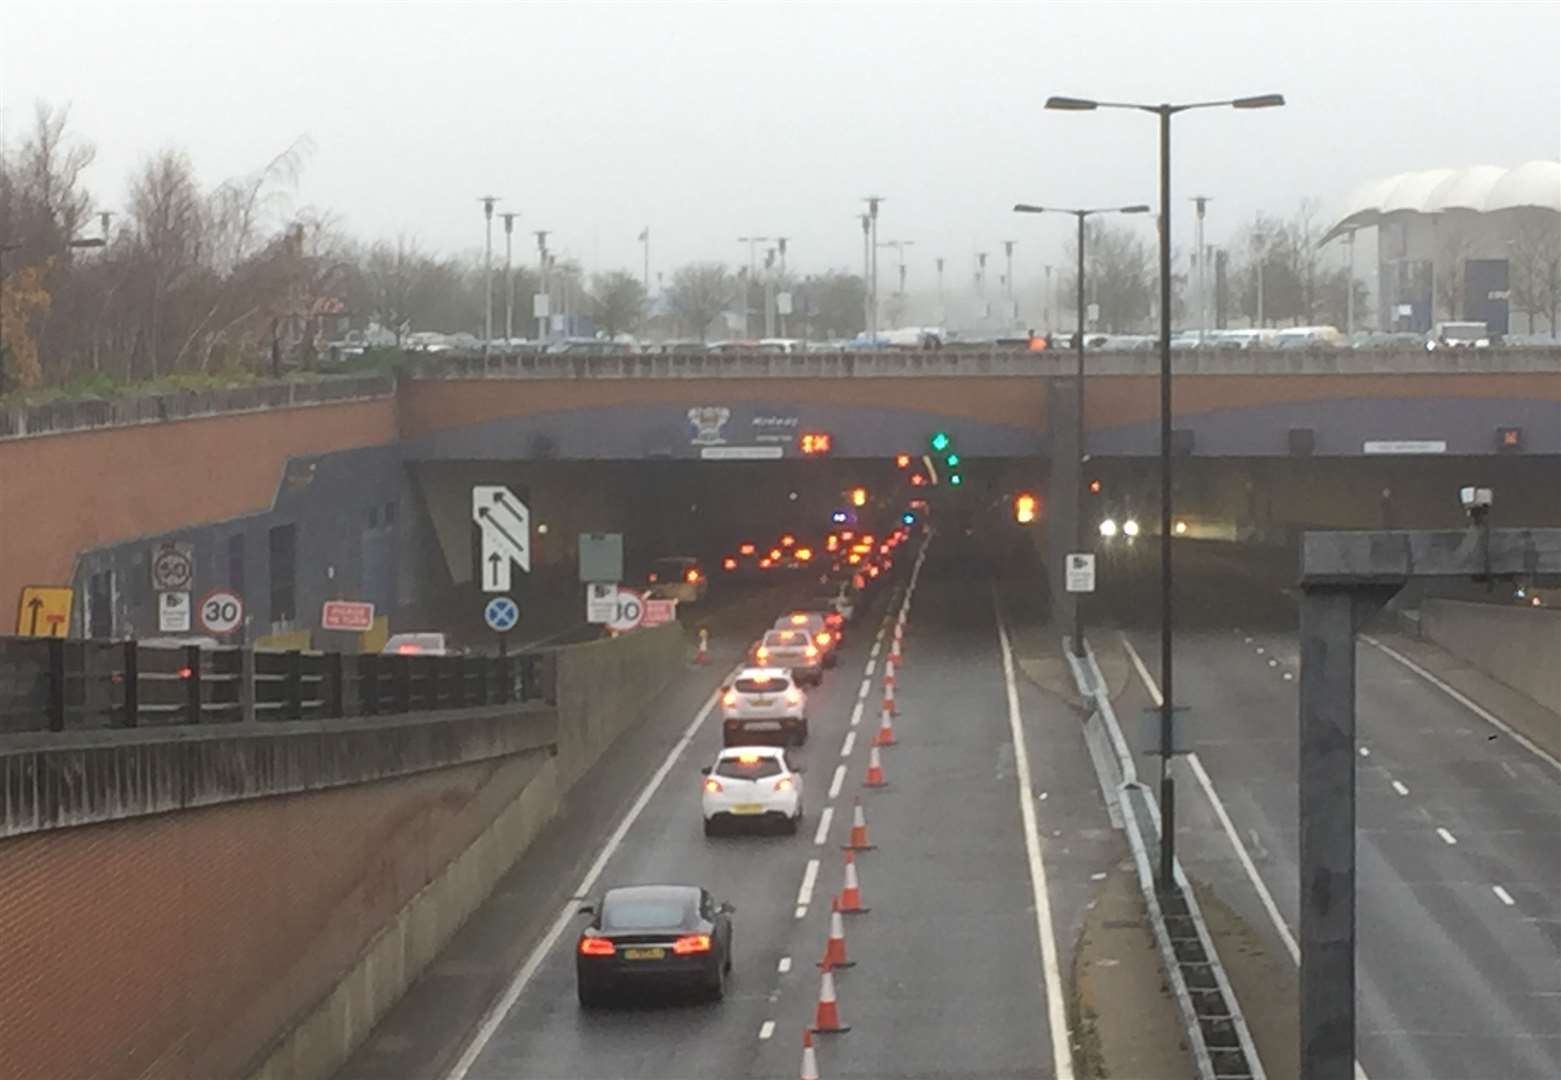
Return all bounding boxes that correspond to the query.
[864,744,888,788]
[883,657,896,688]
[818,896,854,970]
[880,680,897,717]
[839,850,871,914]
[811,969,851,1033]
[800,1028,821,1079]
[872,705,896,747]
[842,797,875,850]
[695,628,710,665]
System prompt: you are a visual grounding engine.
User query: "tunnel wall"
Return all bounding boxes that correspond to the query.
[0,624,686,1080]
[1419,599,1561,715]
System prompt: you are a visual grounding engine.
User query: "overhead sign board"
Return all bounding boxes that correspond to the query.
[484,595,520,633]
[606,588,646,633]
[322,600,376,632]
[579,533,624,584]
[700,445,784,460]
[1363,440,1446,455]
[198,590,245,636]
[159,591,192,633]
[586,583,620,624]
[642,598,678,628]
[16,585,72,638]
[1065,553,1097,594]
[150,541,195,592]
[473,484,531,592]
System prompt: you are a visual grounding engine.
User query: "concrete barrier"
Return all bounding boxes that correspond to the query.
[1420,599,1561,714]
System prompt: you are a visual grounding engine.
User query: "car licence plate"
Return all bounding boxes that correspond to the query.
[623,947,665,960]
[749,696,772,706]
[745,721,781,731]
[730,803,765,815]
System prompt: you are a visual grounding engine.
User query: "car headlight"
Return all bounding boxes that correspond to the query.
[1122,519,1140,538]
[1099,518,1119,538]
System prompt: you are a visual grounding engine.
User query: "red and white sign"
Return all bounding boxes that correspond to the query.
[606,588,646,633]
[198,590,245,636]
[322,600,376,632]
[642,598,678,628]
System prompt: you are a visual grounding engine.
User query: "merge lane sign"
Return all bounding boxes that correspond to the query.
[17,586,73,638]
[473,485,531,593]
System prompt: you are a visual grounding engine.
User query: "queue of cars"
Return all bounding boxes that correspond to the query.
[576,519,915,1006]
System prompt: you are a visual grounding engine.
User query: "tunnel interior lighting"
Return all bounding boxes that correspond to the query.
[850,487,868,507]
[1014,493,1038,524]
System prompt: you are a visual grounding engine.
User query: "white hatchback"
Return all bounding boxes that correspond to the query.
[721,667,808,747]
[700,746,805,835]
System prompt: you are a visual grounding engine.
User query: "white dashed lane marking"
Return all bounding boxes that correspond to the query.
[758,1020,775,1040]
[1436,827,1458,846]
[777,956,792,973]
[813,806,834,846]
[1493,885,1516,907]
[828,764,847,800]
[1392,780,1410,796]
[840,731,856,758]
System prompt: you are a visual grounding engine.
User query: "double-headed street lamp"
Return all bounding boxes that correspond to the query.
[1012,202,1149,665]
[1045,91,1284,896]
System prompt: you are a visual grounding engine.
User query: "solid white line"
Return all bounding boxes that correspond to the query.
[1437,827,1458,846]
[445,678,730,1080]
[777,956,792,973]
[814,805,835,846]
[1361,634,1561,774]
[840,730,856,758]
[994,590,1075,1080]
[796,857,821,909]
[1392,780,1410,796]
[758,1020,775,1040]
[828,764,847,800]
[1493,885,1516,906]
[1120,633,1368,1079]
[848,701,864,728]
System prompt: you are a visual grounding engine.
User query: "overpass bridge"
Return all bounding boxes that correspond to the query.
[2,347,1557,642]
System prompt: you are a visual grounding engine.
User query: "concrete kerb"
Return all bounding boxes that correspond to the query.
[1066,636,1267,1080]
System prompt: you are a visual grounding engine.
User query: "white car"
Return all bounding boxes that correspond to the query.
[753,628,823,686]
[701,745,805,835]
[721,667,808,747]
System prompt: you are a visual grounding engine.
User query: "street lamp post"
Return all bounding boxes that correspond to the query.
[1045,91,1284,894]
[935,257,946,324]
[737,236,770,337]
[534,230,550,342]
[1003,239,1017,328]
[863,196,884,341]
[858,214,872,338]
[1014,203,1150,665]
[1190,196,1212,343]
[500,212,519,343]
[478,196,499,359]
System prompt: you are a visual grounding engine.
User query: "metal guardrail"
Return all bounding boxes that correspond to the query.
[0,374,395,440]
[1067,640,1266,1080]
[411,346,1561,382]
[0,636,553,733]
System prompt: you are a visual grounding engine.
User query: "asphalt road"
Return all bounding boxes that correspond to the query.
[414,530,1118,1080]
[1117,621,1561,1080]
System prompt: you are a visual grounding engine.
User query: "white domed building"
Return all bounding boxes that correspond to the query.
[1322,161,1560,335]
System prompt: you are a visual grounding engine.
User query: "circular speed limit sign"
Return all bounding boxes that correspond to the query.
[198,589,245,636]
[606,588,645,633]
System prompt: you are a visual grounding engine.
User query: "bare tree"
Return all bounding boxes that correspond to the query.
[665,263,734,341]
[588,270,647,338]
[1061,221,1155,333]
[126,149,205,378]
[1509,212,1561,335]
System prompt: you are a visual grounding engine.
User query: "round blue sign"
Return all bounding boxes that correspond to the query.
[484,596,519,632]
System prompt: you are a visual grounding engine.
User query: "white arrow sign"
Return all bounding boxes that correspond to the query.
[473,485,531,593]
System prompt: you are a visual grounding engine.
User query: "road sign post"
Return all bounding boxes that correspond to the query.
[198,590,245,636]
[150,541,194,593]
[1065,553,1097,593]
[16,586,73,638]
[159,591,192,634]
[586,583,620,624]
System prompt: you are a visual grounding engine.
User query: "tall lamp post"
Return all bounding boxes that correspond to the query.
[478,196,500,358]
[1045,91,1284,894]
[1013,203,1150,663]
[500,212,519,343]
[862,196,885,341]
[737,236,770,337]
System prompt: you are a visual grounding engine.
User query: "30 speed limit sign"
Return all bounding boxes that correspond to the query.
[198,589,245,635]
[606,588,645,633]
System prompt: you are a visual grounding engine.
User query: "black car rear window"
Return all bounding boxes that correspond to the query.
[601,894,693,930]
[715,757,784,779]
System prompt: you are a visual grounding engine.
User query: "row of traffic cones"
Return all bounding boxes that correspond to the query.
[799,548,925,1077]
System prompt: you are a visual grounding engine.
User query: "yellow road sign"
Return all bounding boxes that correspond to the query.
[17,586,73,638]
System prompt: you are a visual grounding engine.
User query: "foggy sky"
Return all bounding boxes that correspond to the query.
[4,0,1558,287]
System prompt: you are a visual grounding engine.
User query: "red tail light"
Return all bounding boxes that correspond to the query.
[177,666,194,680]
[703,778,723,794]
[804,645,818,659]
[774,776,795,792]
[816,632,831,647]
[686,569,701,583]
[826,614,843,628]
[739,542,756,556]
[722,689,738,707]
[722,557,737,571]
[672,933,712,955]
[784,689,802,706]
[755,646,769,661]
[396,644,422,654]
[780,534,796,548]
[578,936,615,956]
[648,572,659,583]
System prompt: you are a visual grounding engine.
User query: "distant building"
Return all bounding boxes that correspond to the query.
[1322,161,1560,334]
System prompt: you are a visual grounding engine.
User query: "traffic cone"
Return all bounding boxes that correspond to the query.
[872,705,896,747]
[842,797,875,850]
[811,969,851,1033]
[880,680,897,717]
[800,1029,821,1079]
[839,850,871,914]
[818,897,854,970]
[883,658,896,688]
[864,744,888,788]
[695,628,710,665]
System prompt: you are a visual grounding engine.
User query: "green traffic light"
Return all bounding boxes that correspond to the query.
[930,432,951,453]
[949,473,963,486]
[945,453,960,467]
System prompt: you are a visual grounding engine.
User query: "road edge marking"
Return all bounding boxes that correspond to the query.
[994,589,1075,1080]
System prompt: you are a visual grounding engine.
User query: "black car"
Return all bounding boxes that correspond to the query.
[576,884,735,1006]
